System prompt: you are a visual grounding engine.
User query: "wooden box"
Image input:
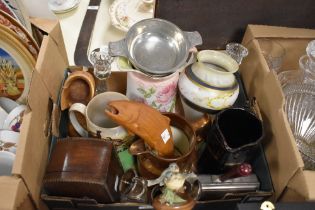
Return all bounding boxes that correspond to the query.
[43,138,123,203]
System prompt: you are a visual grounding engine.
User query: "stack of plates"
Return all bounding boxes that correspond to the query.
[48,0,80,14]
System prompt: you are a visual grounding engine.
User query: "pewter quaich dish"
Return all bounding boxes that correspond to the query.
[109,18,202,76]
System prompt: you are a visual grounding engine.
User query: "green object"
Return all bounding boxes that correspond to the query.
[117,145,135,172]
[160,188,186,205]
[117,57,133,70]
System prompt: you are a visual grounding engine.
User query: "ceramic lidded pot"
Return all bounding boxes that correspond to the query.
[178,50,239,113]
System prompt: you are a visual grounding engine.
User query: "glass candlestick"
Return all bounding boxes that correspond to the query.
[90,46,114,94]
[226,43,249,65]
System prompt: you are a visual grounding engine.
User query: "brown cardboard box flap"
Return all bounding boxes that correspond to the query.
[241,37,304,200]
[35,36,68,103]
[30,18,68,66]
[242,25,315,201]
[0,176,34,210]
[12,70,50,208]
[243,24,315,46]
[286,170,315,200]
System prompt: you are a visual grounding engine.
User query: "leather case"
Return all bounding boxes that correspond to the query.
[43,137,123,203]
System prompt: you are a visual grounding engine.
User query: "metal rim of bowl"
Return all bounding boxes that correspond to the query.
[126,18,191,76]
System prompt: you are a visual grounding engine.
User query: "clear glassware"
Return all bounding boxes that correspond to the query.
[89,46,114,94]
[119,169,147,203]
[283,83,315,170]
[277,69,304,88]
[226,43,249,65]
[259,39,286,74]
[299,40,315,84]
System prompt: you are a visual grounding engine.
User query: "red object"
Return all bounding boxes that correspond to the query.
[219,163,252,182]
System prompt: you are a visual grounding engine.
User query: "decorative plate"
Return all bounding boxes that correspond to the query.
[48,0,80,14]
[0,10,39,59]
[0,24,35,104]
[0,0,19,20]
[109,0,154,32]
[1,0,32,32]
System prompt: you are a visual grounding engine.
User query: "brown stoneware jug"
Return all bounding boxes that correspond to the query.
[129,113,197,179]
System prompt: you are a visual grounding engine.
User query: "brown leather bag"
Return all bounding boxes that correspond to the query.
[43,137,123,203]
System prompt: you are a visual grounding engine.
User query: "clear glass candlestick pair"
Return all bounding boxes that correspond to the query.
[89,46,114,94]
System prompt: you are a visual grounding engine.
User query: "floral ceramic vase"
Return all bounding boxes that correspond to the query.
[126,71,179,112]
[178,50,239,113]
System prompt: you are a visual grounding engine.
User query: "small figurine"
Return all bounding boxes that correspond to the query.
[149,163,197,210]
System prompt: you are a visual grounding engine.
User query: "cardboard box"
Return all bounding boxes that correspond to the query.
[40,72,273,208]
[0,19,68,210]
[241,25,315,201]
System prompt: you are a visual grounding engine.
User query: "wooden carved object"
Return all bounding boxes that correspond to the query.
[105,100,174,157]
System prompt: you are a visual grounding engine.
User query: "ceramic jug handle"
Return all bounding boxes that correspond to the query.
[108,39,128,58]
[69,103,89,137]
[184,31,203,48]
[129,139,149,155]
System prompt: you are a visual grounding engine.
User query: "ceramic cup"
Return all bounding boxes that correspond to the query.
[0,130,19,154]
[0,97,19,113]
[0,150,15,176]
[69,92,130,140]
[3,105,27,131]
[126,71,179,112]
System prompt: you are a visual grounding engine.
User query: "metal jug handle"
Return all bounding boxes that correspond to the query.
[184,31,203,48]
[108,39,128,58]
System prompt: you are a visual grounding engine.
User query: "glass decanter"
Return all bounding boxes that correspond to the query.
[300,40,315,84]
[278,40,315,88]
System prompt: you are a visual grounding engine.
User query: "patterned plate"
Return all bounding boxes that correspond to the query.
[0,24,35,103]
[0,0,19,20]
[109,0,154,32]
[0,10,39,59]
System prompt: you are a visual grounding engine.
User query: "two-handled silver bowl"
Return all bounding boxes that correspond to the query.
[109,18,202,76]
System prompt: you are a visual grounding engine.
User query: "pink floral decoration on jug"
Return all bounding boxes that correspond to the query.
[126,72,179,112]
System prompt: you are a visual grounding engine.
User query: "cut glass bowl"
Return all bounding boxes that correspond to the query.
[283,83,315,170]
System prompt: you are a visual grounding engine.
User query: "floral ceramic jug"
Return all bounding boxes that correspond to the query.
[178,50,239,112]
[127,71,179,112]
